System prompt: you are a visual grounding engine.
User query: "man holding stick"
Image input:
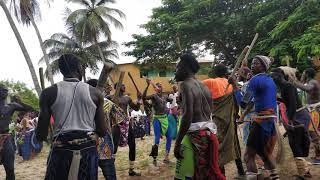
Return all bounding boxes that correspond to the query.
[142,79,173,165]
[108,82,142,176]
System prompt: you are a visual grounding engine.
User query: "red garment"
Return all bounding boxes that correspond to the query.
[279,102,289,125]
[189,130,226,180]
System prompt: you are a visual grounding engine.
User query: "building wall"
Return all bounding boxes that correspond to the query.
[110,64,210,100]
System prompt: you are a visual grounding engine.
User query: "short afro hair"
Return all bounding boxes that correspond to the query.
[213,64,228,77]
[305,68,316,79]
[58,54,80,76]
[87,79,98,87]
[179,54,200,74]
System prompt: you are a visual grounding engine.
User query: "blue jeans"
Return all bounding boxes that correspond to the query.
[153,118,172,153]
[99,159,117,180]
[1,136,15,180]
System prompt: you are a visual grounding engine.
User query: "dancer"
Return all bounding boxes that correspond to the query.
[0,86,33,180]
[271,68,311,178]
[230,55,279,179]
[36,54,107,180]
[174,54,225,180]
[292,68,320,165]
[203,64,245,176]
[108,83,142,176]
[87,79,119,180]
[142,79,173,164]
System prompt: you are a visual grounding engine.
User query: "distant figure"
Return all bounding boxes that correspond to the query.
[0,86,33,180]
[36,54,107,180]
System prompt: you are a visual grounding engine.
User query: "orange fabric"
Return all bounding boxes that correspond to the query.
[203,78,233,99]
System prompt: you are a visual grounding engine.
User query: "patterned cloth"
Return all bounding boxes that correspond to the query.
[309,110,320,131]
[103,100,129,147]
[188,129,226,180]
[97,133,114,160]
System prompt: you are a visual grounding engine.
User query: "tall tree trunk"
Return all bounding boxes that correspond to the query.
[30,17,54,85]
[0,1,41,96]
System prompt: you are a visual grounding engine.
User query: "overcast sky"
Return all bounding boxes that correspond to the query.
[0,0,162,89]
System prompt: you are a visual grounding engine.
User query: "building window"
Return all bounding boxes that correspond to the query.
[159,71,167,77]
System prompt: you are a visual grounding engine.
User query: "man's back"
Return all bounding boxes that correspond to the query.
[51,81,97,136]
[307,79,320,104]
[203,78,233,99]
[182,79,212,123]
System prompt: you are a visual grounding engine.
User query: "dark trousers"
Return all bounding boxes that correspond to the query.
[112,124,136,162]
[98,159,117,180]
[1,137,15,180]
[45,131,98,180]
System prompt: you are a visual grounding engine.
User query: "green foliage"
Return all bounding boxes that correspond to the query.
[0,80,39,111]
[125,0,320,71]
[40,33,119,77]
[66,0,125,43]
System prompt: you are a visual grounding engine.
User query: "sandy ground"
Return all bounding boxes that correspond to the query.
[1,128,320,180]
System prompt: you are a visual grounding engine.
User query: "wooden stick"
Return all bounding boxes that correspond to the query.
[128,72,140,94]
[39,67,45,90]
[242,33,259,68]
[113,71,125,104]
[97,62,114,92]
[224,46,249,92]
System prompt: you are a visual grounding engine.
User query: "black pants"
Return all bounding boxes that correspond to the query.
[112,124,136,161]
[287,125,310,157]
[0,136,15,180]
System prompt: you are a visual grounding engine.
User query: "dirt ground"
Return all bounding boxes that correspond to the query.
[1,129,320,180]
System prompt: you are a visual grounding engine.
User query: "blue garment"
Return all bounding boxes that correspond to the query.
[99,159,117,180]
[245,74,277,112]
[153,118,173,153]
[45,131,98,180]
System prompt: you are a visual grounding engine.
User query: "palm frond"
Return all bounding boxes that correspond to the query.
[96,0,116,6]
[67,0,92,8]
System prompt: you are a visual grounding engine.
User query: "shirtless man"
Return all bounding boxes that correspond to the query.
[142,79,172,164]
[292,68,320,165]
[36,54,107,180]
[174,54,225,180]
[271,68,312,178]
[108,83,142,176]
[0,85,33,180]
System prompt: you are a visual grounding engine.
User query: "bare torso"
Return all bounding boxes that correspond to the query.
[306,80,320,104]
[181,79,212,123]
[151,93,168,115]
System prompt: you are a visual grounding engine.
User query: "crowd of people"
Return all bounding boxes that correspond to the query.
[0,53,320,180]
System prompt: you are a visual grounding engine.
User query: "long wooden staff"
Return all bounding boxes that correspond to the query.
[97,62,114,92]
[128,72,141,94]
[224,46,249,92]
[112,71,125,105]
[241,33,259,68]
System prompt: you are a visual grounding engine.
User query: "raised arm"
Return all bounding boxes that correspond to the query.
[293,80,315,92]
[142,79,154,100]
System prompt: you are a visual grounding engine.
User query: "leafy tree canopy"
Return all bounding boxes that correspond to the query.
[125,0,320,71]
[0,80,39,111]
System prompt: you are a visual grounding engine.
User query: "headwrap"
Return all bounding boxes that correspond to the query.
[255,55,272,71]
[238,67,251,78]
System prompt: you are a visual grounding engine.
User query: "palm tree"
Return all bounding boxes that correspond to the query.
[9,0,55,85]
[65,0,125,63]
[40,33,119,81]
[0,0,41,96]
